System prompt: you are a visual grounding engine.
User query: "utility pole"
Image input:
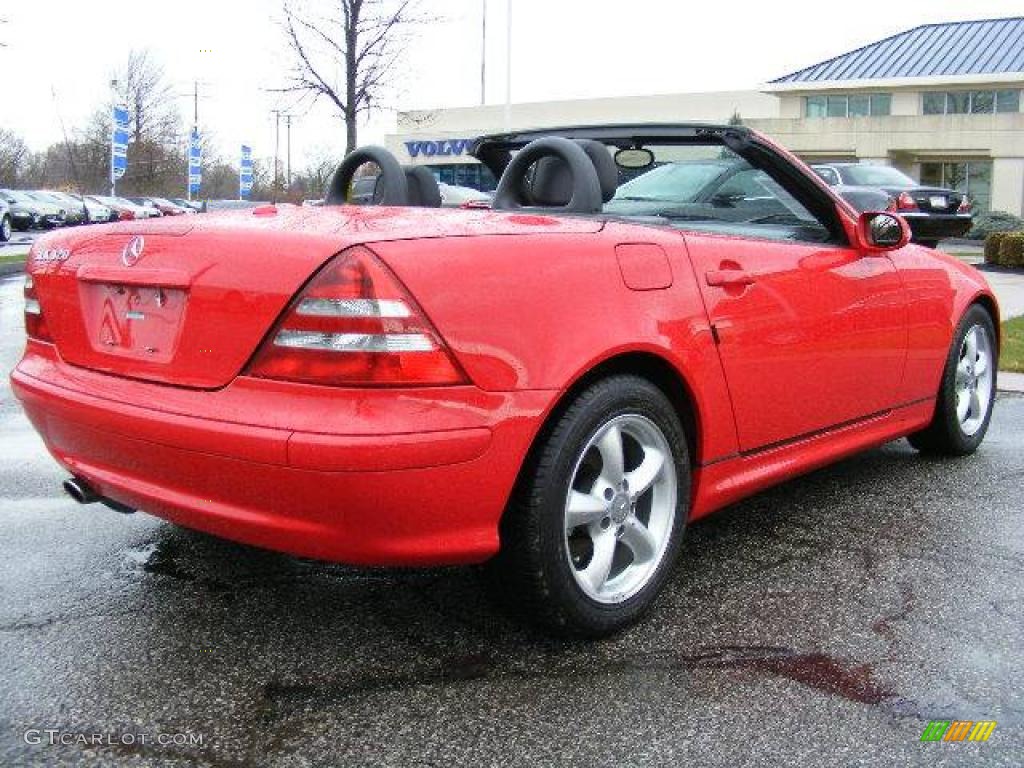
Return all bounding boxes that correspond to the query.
[272,109,281,195]
[480,0,487,105]
[286,114,292,190]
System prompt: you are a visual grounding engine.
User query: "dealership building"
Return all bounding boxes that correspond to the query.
[386,17,1024,215]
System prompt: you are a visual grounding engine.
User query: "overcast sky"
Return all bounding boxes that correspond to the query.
[1,1,1018,170]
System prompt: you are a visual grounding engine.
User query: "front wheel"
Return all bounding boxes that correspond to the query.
[0,215,11,242]
[488,375,690,637]
[909,305,997,456]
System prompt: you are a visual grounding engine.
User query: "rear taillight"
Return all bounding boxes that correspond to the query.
[247,246,467,387]
[957,197,972,214]
[24,274,53,343]
[895,192,918,212]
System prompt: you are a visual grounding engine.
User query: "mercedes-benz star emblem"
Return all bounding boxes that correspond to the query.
[122,235,145,267]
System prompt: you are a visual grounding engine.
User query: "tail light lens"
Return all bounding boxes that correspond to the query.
[24,274,53,343]
[957,196,972,214]
[895,192,918,212]
[247,246,467,387]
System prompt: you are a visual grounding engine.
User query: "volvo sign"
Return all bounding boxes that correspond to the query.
[404,138,476,158]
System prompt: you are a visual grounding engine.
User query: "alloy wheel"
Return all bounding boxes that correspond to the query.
[564,414,677,604]
[955,324,994,437]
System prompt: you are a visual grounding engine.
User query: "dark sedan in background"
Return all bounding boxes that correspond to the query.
[0,199,12,242]
[812,163,972,247]
[0,189,43,231]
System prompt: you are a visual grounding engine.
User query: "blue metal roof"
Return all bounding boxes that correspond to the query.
[772,17,1024,83]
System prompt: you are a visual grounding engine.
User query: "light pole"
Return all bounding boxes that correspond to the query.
[110,78,118,197]
[481,0,487,105]
[504,0,512,131]
[286,114,292,190]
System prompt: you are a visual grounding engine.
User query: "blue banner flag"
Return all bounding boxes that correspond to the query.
[110,103,130,183]
[239,144,254,199]
[188,129,202,196]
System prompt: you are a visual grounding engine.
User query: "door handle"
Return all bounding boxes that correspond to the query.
[705,269,755,287]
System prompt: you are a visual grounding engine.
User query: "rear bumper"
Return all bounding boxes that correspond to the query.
[901,212,972,242]
[12,343,552,565]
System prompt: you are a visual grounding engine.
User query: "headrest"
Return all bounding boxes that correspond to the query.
[575,140,619,202]
[529,140,618,206]
[403,166,442,207]
[491,136,604,214]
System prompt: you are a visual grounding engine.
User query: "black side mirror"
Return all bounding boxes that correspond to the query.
[858,211,910,251]
[711,192,745,208]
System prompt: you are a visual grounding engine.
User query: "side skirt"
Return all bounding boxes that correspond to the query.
[689,398,935,521]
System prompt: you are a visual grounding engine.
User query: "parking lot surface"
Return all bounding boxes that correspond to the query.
[0,273,1021,766]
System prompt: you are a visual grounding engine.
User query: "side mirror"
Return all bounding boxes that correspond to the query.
[711,192,745,208]
[857,211,910,252]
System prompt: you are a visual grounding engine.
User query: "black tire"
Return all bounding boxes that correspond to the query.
[909,304,997,456]
[487,375,690,637]
[0,215,11,243]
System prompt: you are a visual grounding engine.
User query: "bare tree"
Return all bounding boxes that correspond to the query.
[276,0,428,154]
[78,50,184,195]
[115,50,180,147]
[0,128,29,182]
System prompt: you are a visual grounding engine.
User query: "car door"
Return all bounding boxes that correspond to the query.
[683,197,908,453]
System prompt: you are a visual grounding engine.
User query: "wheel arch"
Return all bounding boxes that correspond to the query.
[969,292,1001,354]
[507,351,702,517]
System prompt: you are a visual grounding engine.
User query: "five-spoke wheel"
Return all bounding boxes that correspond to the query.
[954,324,994,437]
[564,415,677,604]
[488,375,689,637]
[910,304,997,456]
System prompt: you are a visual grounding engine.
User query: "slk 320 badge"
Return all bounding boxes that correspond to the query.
[35,248,71,264]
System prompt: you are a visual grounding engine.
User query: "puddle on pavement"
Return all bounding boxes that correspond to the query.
[122,541,196,582]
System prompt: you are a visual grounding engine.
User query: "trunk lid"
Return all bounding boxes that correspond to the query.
[31,205,601,389]
[880,185,965,214]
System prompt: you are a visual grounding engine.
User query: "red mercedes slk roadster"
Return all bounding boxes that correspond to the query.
[12,124,1000,636]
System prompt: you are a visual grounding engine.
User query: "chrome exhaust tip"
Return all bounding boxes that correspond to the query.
[63,477,99,505]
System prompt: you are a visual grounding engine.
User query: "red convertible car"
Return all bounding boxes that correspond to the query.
[12,124,1000,636]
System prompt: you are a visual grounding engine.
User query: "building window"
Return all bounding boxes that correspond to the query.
[922,89,1022,115]
[922,92,945,114]
[805,93,891,118]
[826,96,847,117]
[920,161,992,212]
[870,94,891,116]
[997,90,1021,113]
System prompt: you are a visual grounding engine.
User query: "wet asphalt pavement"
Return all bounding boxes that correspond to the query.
[0,273,1021,767]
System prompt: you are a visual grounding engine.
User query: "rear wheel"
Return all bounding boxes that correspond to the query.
[909,305,997,456]
[488,375,690,637]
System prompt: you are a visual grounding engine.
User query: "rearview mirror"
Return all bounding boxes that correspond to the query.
[858,211,910,251]
[615,148,655,170]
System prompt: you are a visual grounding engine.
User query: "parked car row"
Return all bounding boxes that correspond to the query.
[0,189,204,240]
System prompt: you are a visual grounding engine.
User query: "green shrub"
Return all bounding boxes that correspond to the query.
[968,210,1024,240]
[984,232,1007,264]
[997,233,1024,267]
